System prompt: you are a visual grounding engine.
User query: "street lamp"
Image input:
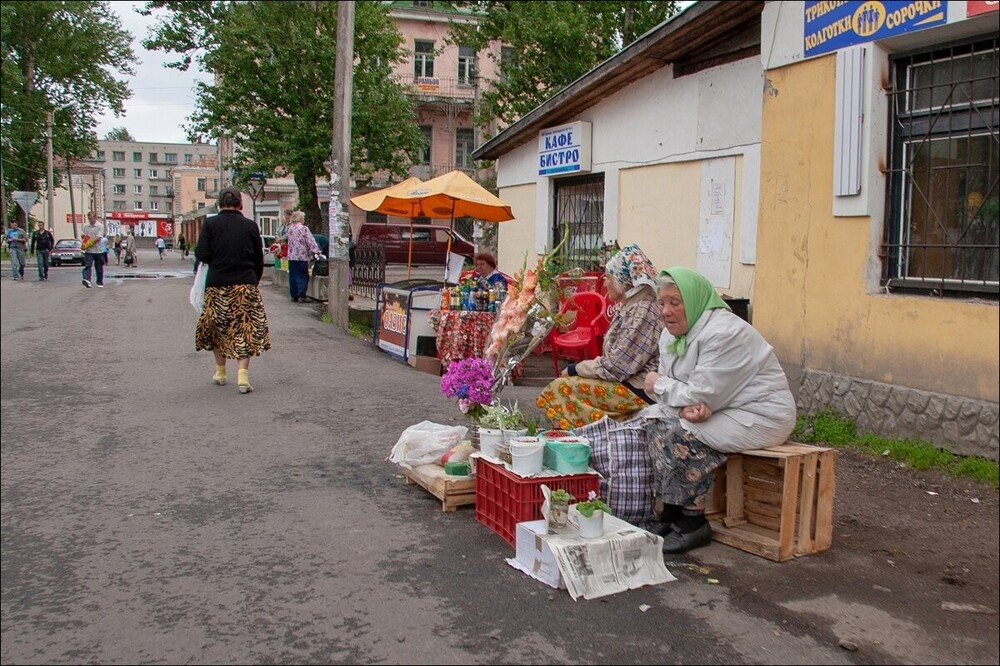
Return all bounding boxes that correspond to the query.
[247,172,266,228]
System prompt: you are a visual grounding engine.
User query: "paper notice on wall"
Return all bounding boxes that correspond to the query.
[446,251,465,284]
[697,158,735,288]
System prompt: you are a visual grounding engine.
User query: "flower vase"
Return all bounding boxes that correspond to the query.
[576,510,605,538]
[467,420,481,449]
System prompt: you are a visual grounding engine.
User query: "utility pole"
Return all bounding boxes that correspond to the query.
[46,110,54,231]
[328,0,354,329]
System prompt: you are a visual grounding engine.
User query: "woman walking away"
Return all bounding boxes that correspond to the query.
[194,187,271,394]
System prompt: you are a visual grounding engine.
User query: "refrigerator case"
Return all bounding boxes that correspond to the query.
[376,281,444,362]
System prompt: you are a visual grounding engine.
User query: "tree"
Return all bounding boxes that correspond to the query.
[142,0,424,232]
[448,1,678,129]
[104,126,136,142]
[0,1,135,223]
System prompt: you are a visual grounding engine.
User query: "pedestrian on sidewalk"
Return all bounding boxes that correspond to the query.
[178,233,189,258]
[124,231,137,267]
[285,210,320,303]
[80,212,105,288]
[5,221,27,280]
[30,224,54,281]
[113,236,123,265]
[156,236,166,260]
[194,186,271,394]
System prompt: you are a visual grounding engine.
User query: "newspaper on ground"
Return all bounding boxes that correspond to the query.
[507,514,676,601]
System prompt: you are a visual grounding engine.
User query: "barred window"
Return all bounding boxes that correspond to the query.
[554,175,605,272]
[883,37,999,297]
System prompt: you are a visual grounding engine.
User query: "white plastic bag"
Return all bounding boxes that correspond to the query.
[190,262,208,314]
[388,421,469,470]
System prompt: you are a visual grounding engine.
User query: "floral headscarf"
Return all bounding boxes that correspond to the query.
[605,243,658,298]
[659,266,731,356]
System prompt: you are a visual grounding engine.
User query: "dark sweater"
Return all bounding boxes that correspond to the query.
[194,209,264,287]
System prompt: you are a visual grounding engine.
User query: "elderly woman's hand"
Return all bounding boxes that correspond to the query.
[679,403,712,423]
[644,371,660,395]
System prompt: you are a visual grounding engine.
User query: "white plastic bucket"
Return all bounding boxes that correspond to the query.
[479,427,503,458]
[510,436,544,476]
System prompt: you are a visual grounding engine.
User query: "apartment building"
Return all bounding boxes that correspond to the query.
[81,140,217,241]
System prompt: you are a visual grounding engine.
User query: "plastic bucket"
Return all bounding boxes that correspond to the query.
[543,436,591,474]
[479,427,503,458]
[509,437,544,476]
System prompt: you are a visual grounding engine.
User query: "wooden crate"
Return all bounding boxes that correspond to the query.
[404,463,476,512]
[705,442,835,562]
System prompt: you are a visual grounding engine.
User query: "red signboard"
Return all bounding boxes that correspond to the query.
[65,213,85,224]
[108,211,150,220]
[967,1,998,17]
[377,288,411,361]
[157,220,173,238]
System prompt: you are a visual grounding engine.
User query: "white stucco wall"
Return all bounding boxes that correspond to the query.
[495,55,763,298]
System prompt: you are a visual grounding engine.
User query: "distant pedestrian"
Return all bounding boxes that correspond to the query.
[30,224,54,281]
[156,236,166,260]
[5,221,28,281]
[285,210,320,303]
[80,212,105,288]
[113,236,123,265]
[194,186,270,394]
[124,231,137,267]
[178,233,189,258]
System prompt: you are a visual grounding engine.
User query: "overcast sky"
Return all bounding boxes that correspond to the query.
[94,1,212,145]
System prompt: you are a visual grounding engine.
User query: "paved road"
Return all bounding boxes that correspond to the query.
[0,254,994,665]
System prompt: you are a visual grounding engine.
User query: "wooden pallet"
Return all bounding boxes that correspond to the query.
[404,463,476,512]
[705,442,836,562]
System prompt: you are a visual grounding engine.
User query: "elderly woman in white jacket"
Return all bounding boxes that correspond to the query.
[641,266,797,554]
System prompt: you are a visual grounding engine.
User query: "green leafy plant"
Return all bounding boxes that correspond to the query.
[478,402,507,430]
[794,409,998,488]
[499,401,526,430]
[549,488,573,504]
[575,490,612,518]
[524,414,540,436]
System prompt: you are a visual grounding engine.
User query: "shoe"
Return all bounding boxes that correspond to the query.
[96,283,105,288]
[646,519,676,537]
[661,522,713,554]
[212,365,226,386]
[82,279,91,288]
[237,369,253,394]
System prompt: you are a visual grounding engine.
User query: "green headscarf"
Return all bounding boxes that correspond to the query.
[659,266,731,356]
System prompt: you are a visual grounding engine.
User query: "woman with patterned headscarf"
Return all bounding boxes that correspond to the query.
[640,266,796,553]
[536,243,663,428]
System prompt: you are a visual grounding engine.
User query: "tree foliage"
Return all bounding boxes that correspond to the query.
[1,1,135,222]
[104,126,136,142]
[448,1,679,128]
[142,0,424,231]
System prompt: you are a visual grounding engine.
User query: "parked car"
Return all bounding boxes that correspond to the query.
[357,223,475,265]
[49,239,85,266]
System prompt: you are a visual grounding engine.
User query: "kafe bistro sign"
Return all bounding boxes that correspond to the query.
[538,121,592,177]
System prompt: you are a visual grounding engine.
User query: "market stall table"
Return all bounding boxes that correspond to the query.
[429,309,496,367]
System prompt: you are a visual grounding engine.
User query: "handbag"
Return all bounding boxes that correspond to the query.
[190,262,209,314]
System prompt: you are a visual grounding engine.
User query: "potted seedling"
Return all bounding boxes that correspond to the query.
[546,487,574,532]
[477,402,506,458]
[573,490,613,538]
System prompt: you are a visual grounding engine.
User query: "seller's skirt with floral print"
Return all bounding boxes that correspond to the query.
[195,284,271,359]
[537,376,649,429]
[644,417,727,508]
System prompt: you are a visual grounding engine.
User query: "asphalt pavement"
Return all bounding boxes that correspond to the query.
[1,251,996,665]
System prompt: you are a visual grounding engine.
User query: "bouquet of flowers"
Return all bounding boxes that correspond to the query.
[80,234,99,251]
[440,357,495,423]
[484,233,569,396]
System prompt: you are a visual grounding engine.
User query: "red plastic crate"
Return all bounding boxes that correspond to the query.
[475,458,599,548]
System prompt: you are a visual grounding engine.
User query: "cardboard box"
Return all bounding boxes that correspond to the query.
[512,520,566,589]
[407,354,441,376]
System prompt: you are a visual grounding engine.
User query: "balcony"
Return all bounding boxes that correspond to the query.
[150,188,174,197]
[394,73,479,104]
[360,164,484,190]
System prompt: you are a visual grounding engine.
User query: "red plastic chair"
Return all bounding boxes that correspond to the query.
[550,292,611,375]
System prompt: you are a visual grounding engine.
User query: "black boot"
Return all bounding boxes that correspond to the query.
[662,511,712,554]
[647,504,682,537]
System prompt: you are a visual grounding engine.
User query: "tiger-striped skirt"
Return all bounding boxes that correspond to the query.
[195,284,271,359]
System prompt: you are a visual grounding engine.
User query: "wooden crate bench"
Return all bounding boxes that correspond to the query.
[404,463,476,512]
[705,442,835,562]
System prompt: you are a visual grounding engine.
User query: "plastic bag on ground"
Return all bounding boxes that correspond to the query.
[388,421,469,470]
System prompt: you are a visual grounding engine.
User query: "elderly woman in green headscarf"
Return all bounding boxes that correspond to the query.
[641,266,797,554]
